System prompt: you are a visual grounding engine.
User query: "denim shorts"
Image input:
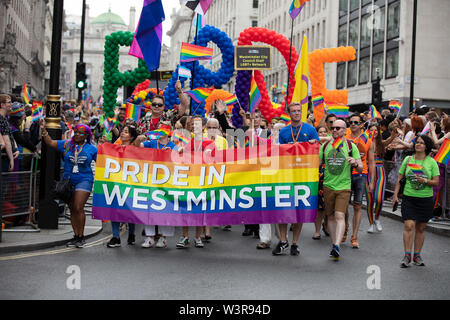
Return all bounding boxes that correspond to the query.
[73,180,93,193]
[350,174,367,205]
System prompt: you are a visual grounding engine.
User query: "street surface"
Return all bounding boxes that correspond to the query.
[1,207,449,300]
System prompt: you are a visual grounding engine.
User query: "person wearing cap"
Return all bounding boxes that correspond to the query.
[40,121,97,248]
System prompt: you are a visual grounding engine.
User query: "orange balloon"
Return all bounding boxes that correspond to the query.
[204,89,235,114]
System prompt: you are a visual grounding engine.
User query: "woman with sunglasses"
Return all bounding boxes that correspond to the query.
[107,124,139,248]
[392,135,439,268]
[40,121,97,248]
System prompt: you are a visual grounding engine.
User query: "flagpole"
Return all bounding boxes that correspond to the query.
[286,18,295,111]
[189,13,201,115]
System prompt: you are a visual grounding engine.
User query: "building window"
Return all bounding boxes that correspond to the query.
[360,14,371,48]
[359,56,370,84]
[350,0,359,11]
[340,0,348,16]
[372,53,384,81]
[253,0,258,9]
[337,62,346,89]
[387,1,400,39]
[347,60,357,87]
[372,6,385,44]
[252,20,258,27]
[349,18,359,49]
[338,23,348,46]
[386,48,399,79]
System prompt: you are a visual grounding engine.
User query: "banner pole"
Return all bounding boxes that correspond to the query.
[286,18,295,111]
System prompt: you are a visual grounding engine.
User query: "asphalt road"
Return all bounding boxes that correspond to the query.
[1,208,449,300]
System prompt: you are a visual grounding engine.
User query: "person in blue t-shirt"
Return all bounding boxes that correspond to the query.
[272,103,320,257]
[140,123,177,249]
[41,121,97,248]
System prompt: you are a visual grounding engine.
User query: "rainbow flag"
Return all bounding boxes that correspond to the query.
[173,131,190,145]
[370,105,382,119]
[104,117,115,132]
[360,130,373,144]
[223,94,238,106]
[332,137,344,151]
[289,0,309,20]
[327,103,349,118]
[125,103,141,122]
[185,87,214,103]
[434,138,450,165]
[312,94,324,107]
[31,101,43,122]
[180,42,213,63]
[249,75,262,113]
[155,124,171,137]
[145,130,164,140]
[22,84,30,104]
[280,112,291,123]
[178,65,192,78]
[408,164,425,176]
[92,142,319,226]
[421,122,431,135]
[389,100,402,112]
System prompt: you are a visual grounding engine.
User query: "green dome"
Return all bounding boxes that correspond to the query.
[92,10,126,26]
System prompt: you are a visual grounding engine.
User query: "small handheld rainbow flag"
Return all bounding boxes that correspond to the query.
[280,112,291,123]
[312,94,324,107]
[289,0,309,20]
[370,105,382,119]
[22,84,30,105]
[178,65,192,78]
[173,131,190,145]
[421,122,431,135]
[408,163,425,176]
[180,42,213,63]
[223,94,238,106]
[155,124,171,137]
[125,103,141,122]
[185,87,214,103]
[434,138,450,165]
[31,101,43,122]
[389,100,402,112]
[249,75,262,114]
[326,103,349,118]
[103,117,115,132]
[332,137,344,151]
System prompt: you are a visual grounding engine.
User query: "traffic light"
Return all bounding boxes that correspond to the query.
[372,78,382,107]
[76,62,87,90]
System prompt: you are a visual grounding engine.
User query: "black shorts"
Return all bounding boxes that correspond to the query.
[401,195,434,223]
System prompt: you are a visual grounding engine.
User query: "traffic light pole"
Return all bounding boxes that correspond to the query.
[78,0,86,102]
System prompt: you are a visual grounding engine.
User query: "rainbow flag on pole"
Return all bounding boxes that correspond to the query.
[326,103,349,118]
[125,103,141,122]
[31,101,43,122]
[249,75,262,113]
[185,87,214,103]
[434,138,450,165]
[280,112,291,123]
[389,100,402,112]
[23,84,30,105]
[370,104,382,119]
[173,131,190,145]
[180,42,213,63]
[223,94,238,106]
[289,0,309,20]
[92,142,319,226]
[332,137,344,151]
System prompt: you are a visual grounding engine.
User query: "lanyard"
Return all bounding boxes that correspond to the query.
[74,143,86,163]
[290,123,303,143]
[157,140,169,150]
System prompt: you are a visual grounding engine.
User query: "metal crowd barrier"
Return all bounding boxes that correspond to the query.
[0,153,40,236]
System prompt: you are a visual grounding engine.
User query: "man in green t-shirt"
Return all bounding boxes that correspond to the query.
[319,119,362,261]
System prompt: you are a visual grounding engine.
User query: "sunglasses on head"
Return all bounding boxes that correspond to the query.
[152,103,164,108]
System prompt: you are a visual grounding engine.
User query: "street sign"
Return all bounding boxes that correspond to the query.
[235,46,272,70]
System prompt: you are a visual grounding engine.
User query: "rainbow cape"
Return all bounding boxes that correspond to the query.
[180,42,213,63]
[434,138,450,165]
[185,87,214,103]
[249,75,262,113]
[92,142,319,226]
[327,103,349,118]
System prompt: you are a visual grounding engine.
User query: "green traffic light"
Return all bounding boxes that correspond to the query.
[77,80,85,89]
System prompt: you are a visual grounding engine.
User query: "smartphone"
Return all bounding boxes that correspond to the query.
[393,201,399,212]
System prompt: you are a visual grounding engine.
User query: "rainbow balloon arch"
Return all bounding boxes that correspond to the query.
[101,26,356,125]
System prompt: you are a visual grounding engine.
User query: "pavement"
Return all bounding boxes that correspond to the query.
[0,198,448,255]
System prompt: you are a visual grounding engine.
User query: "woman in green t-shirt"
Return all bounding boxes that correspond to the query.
[392,135,440,268]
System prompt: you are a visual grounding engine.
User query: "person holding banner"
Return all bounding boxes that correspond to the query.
[40,121,97,248]
[273,103,319,256]
[107,124,139,248]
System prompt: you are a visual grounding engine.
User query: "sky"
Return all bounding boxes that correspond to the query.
[63,0,182,46]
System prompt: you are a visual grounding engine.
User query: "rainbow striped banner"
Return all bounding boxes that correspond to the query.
[389,100,402,112]
[326,103,349,118]
[125,103,141,122]
[23,84,30,104]
[185,87,214,103]
[180,42,213,63]
[249,75,262,113]
[434,138,450,165]
[92,142,319,226]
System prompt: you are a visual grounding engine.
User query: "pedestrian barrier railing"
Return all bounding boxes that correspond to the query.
[1,153,40,236]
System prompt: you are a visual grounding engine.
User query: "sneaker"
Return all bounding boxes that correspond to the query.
[66,236,79,248]
[351,235,359,249]
[176,236,189,248]
[375,220,382,232]
[107,237,121,248]
[330,245,340,261]
[194,237,204,248]
[290,243,300,256]
[413,254,425,266]
[367,224,375,233]
[400,255,411,268]
[141,236,155,248]
[127,234,136,245]
[155,237,167,248]
[75,236,86,248]
[272,241,289,255]
[223,225,232,231]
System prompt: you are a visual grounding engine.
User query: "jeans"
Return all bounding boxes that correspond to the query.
[111,222,135,238]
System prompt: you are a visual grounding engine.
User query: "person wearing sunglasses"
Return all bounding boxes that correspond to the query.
[319,119,362,261]
[273,103,319,257]
[41,122,97,248]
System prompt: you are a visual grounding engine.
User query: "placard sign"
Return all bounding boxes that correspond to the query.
[235,46,272,70]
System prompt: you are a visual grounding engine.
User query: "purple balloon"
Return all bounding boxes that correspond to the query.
[232,71,252,127]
